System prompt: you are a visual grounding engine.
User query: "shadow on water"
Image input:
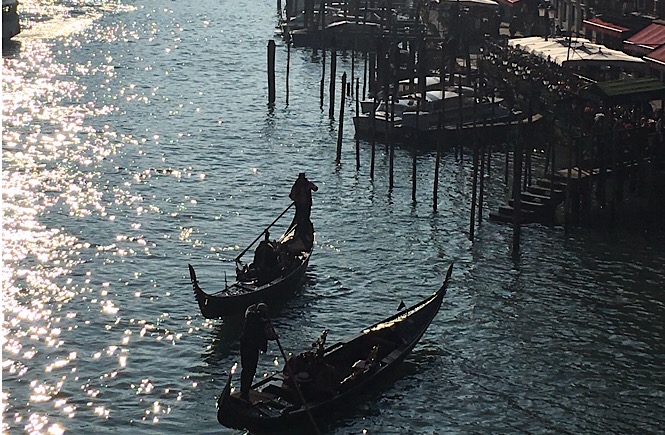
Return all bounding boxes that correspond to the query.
[2,39,22,57]
[201,269,317,367]
[201,318,245,367]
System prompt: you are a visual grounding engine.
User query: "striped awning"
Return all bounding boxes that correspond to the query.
[625,23,665,51]
[583,17,629,37]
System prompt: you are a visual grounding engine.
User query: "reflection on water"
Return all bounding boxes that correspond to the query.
[3,0,665,434]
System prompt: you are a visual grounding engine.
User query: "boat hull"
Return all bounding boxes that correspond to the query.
[353,111,542,149]
[190,251,310,319]
[216,264,454,432]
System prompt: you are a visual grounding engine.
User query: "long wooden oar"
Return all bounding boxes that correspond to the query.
[235,202,295,263]
[270,322,321,435]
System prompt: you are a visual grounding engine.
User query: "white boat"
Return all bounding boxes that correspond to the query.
[2,0,20,41]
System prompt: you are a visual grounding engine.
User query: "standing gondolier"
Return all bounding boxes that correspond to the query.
[239,303,277,401]
[289,172,318,230]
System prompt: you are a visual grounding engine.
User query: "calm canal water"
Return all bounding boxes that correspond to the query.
[3,1,665,434]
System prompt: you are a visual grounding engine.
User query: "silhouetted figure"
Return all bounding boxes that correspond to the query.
[253,232,278,282]
[289,172,318,231]
[239,303,277,401]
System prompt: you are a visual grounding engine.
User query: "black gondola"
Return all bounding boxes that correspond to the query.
[216,263,454,432]
[189,204,314,319]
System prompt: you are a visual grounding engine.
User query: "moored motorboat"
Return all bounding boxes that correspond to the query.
[189,204,314,319]
[216,263,454,432]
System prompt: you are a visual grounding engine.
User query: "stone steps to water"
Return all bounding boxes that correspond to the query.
[489,175,567,224]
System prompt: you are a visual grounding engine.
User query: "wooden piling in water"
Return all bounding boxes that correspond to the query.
[512,122,523,257]
[268,40,276,105]
[329,48,337,118]
[433,150,440,212]
[370,95,376,180]
[286,41,291,105]
[434,39,446,213]
[470,145,479,241]
[336,72,347,163]
[389,98,395,190]
[355,78,360,170]
[479,144,485,224]
[363,50,368,99]
[320,49,326,109]
[412,152,417,202]
[368,51,376,97]
[505,146,510,186]
[457,73,464,163]
[351,41,355,98]
[564,131,573,230]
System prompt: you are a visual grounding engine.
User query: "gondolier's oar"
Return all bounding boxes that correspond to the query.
[235,202,295,263]
[269,321,321,435]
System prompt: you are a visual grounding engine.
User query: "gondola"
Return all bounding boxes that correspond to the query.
[216,263,454,432]
[189,203,314,319]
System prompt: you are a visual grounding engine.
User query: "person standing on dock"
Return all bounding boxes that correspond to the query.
[239,303,277,401]
[289,172,318,230]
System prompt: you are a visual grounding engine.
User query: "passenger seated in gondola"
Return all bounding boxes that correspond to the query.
[282,331,338,400]
[276,250,295,273]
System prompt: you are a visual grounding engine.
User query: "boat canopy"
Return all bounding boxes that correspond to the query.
[508,36,646,68]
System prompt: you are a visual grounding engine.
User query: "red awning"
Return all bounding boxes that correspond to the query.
[645,44,665,70]
[583,17,629,37]
[625,23,665,51]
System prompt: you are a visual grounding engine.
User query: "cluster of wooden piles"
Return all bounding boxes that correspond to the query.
[280,0,418,50]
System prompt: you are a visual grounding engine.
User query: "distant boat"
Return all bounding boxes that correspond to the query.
[2,0,20,41]
[216,263,454,433]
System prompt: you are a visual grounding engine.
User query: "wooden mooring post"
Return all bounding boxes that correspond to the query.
[336,72,347,163]
[268,40,276,105]
[286,40,291,105]
[470,145,479,241]
[478,143,485,224]
[370,95,376,180]
[512,123,524,257]
[320,49,326,109]
[355,78,360,170]
[329,48,337,119]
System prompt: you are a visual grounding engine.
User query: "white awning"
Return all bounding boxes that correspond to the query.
[508,36,646,68]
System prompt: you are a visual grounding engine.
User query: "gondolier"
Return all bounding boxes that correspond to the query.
[239,303,277,401]
[289,172,318,230]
